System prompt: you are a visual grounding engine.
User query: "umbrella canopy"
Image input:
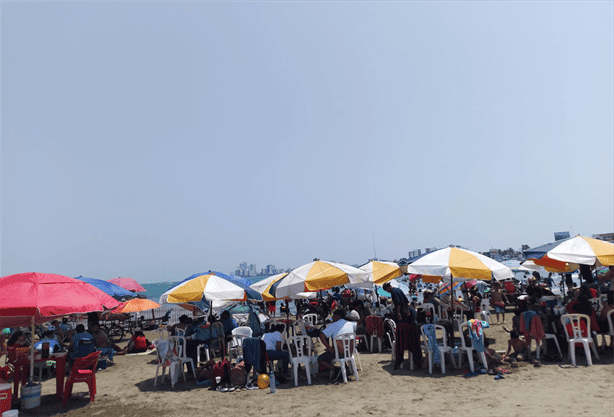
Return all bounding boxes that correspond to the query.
[354,261,403,286]
[406,247,514,281]
[160,272,263,305]
[0,272,120,327]
[546,235,614,266]
[0,272,120,383]
[269,260,370,299]
[108,277,146,293]
[111,298,161,314]
[438,280,463,295]
[75,276,135,298]
[523,240,580,272]
[250,273,318,301]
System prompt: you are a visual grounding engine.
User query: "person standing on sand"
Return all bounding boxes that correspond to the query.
[490,283,508,324]
[383,282,411,323]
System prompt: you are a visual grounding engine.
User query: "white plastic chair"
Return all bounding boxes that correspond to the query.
[332,332,359,383]
[168,336,196,380]
[458,322,488,373]
[589,298,603,315]
[303,314,319,327]
[228,326,253,361]
[157,327,169,340]
[363,316,384,353]
[560,314,599,366]
[175,328,186,337]
[598,310,614,350]
[288,335,314,386]
[421,303,438,322]
[420,324,456,374]
[479,299,491,324]
[153,339,182,388]
[384,318,397,362]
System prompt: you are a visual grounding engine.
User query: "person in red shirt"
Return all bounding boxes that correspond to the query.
[122,329,149,354]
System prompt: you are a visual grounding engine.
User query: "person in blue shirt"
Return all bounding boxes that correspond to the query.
[220,311,237,336]
[66,324,95,370]
[383,282,416,323]
[34,330,61,354]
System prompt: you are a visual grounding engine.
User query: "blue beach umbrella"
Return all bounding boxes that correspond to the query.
[75,276,134,298]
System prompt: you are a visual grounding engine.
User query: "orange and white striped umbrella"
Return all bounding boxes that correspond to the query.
[358,261,403,286]
[547,235,614,266]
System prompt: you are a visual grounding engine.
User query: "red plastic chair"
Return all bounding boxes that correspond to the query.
[63,351,101,406]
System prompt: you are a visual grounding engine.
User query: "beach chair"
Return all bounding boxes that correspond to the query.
[458,322,487,373]
[589,298,603,315]
[560,314,599,366]
[332,332,359,383]
[421,303,438,323]
[228,326,253,362]
[479,299,491,324]
[168,336,196,380]
[153,339,182,388]
[63,351,101,406]
[209,322,226,358]
[384,318,397,362]
[303,314,319,327]
[598,310,614,351]
[361,316,384,353]
[288,335,314,386]
[420,324,456,374]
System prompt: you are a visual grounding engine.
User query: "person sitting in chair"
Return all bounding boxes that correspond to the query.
[317,309,356,380]
[90,323,114,363]
[67,324,95,370]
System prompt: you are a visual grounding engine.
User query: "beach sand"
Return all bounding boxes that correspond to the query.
[16,322,614,417]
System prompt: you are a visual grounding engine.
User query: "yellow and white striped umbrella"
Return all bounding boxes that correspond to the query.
[547,235,614,266]
[271,260,370,299]
[361,261,403,285]
[406,247,513,281]
[250,273,317,301]
[347,261,403,288]
[160,273,261,304]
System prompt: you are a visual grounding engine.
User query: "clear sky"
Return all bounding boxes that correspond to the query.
[2,1,612,283]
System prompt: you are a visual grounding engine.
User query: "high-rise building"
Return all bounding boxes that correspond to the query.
[408,249,421,259]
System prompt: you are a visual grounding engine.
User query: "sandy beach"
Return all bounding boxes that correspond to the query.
[14,321,614,417]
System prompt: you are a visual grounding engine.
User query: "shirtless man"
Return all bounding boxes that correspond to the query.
[90,323,114,363]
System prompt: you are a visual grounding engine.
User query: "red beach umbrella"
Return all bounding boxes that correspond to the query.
[0,272,120,382]
[108,277,146,293]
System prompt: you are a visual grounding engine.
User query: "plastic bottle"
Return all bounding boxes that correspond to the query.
[269,372,276,393]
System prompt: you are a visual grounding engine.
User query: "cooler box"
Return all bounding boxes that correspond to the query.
[0,383,11,414]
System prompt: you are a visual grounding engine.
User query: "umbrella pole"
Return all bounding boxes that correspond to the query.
[30,316,35,384]
[449,275,455,349]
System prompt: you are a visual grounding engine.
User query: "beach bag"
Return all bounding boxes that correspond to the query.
[494,301,505,308]
[230,362,247,386]
[211,359,231,388]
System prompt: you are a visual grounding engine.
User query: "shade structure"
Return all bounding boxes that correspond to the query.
[76,276,135,298]
[250,273,288,301]
[108,277,146,293]
[0,272,121,326]
[111,298,161,314]
[0,272,120,383]
[405,247,514,281]
[546,235,614,266]
[160,272,263,306]
[355,261,403,286]
[438,280,463,295]
[250,273,317,301]
[269,260,370,299]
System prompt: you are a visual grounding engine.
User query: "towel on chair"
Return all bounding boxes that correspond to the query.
[242,338,268,374]
[395,323,422,366]
[422,324,441,364]
[365,316,384,339]
[467,319,489,353]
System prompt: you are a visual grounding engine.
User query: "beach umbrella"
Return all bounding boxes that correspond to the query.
[545,235,614,267]
[250,273,289,301]
[75,276,135,298]
[159,272,263,306]
[438,280,463,296]
[269,260,370,299]
[108,277,146,293]
[358,261,403,285]
[406,247,513,344]
[0,272,120,383]
[111,298,160,314]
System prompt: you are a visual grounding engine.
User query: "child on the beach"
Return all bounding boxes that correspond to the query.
[504,330,529,361]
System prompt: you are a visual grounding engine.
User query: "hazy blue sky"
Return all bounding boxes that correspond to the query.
[2,1,612,283]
